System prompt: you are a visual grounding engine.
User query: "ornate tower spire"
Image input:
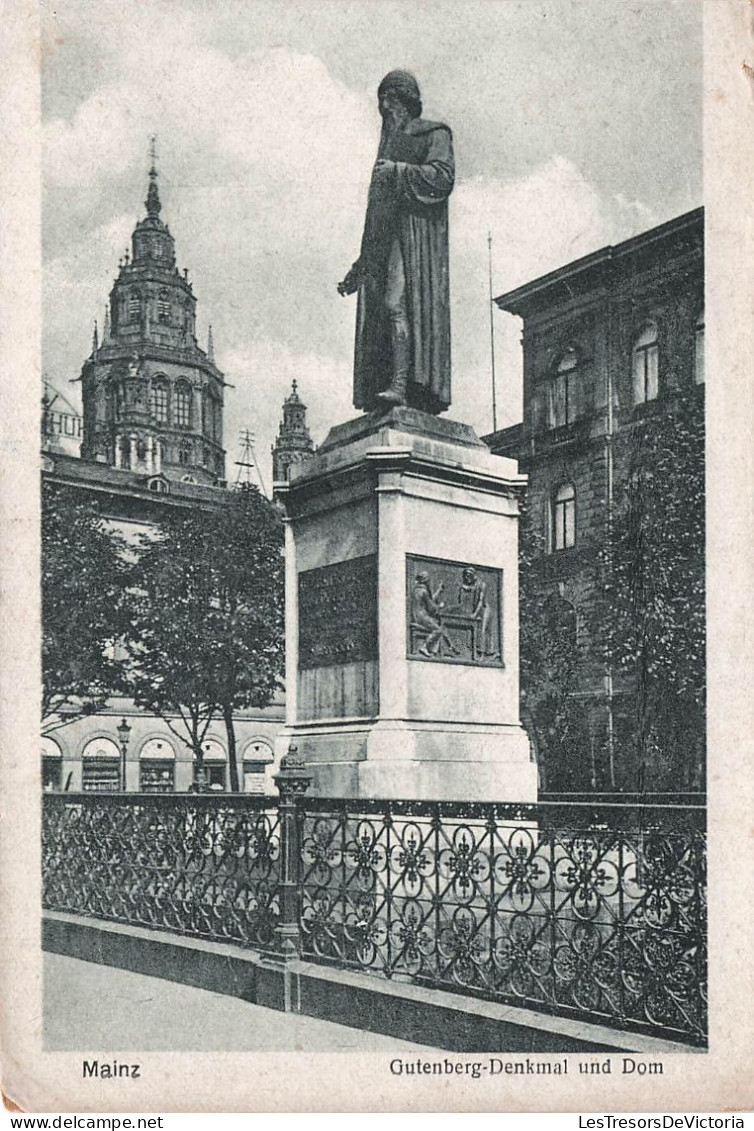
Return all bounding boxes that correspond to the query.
[129,137,175,269]
[82,147,225,487]
[207,324,214,362]
[91,320,99,354]
[145,135,161,217]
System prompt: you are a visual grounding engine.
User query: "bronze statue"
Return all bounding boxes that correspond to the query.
[338,71,454,414]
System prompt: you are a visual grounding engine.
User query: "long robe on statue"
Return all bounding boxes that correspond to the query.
[353,118,455,415]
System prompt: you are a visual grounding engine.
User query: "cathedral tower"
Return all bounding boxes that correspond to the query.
[272,380,315,482]
[80,145,226,486]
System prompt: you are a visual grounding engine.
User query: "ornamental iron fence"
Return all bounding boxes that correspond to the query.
[299,797,706,1046]
[42,787,706,1046]
[42,792,281,949]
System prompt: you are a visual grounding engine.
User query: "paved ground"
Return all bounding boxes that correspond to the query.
[43,954,430,1052]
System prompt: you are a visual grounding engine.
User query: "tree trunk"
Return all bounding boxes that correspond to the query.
[191,736,205,791]
[223,703,241,792]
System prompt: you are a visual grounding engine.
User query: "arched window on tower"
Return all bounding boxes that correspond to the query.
[111,381,124,421]
[549,348,581,429]
[695,308,705,385]
[205,393,221,442]
[128,291,141,324]
[552,483,576,552]
[178,439,192,466]
[157,290,170,323]
[175,382,191,428]
[150,379,169,424]
[632,323,659,404]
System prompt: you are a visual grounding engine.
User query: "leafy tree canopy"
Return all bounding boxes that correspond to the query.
[518,394,705,792]
[122,485,285,789]
[595,397,705,788]
[41,482,130,730]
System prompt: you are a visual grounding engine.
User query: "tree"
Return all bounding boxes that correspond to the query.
[122,486,284,790]
[122,520,221,782]
[518,498,589,792]
[599,397,705,790]
[202,485,285,791]
[41,482,129,732]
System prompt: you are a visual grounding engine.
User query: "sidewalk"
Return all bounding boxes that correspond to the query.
[43,954,431,1052]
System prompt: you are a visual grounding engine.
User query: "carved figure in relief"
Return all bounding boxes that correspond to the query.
[457,566,497,658]
[411,570,458,657]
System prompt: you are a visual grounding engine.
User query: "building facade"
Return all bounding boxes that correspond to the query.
[41,380,83,458]
[41,697,281,796]
[485,208,705,796]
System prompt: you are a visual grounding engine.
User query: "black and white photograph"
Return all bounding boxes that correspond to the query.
[1,0,752,1115]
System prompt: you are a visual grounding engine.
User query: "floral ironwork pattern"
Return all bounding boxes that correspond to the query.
[299,798,706,1045]
[42,793,706,1045]
[42,793,281,949]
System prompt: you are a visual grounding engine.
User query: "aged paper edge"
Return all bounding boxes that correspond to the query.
[0,0,752,1113]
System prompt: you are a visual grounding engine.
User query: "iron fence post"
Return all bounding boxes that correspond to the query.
[273,744,312,960]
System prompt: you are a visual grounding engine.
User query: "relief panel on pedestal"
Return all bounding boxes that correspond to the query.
[406,554,503,668]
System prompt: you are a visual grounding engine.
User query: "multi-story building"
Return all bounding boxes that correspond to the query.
[41,380,83,458]
[41,156,284,794]
[485,208,704,796]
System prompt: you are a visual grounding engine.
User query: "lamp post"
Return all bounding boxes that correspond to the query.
[117,717,132,792]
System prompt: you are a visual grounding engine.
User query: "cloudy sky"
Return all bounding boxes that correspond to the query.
[41,0,702,486]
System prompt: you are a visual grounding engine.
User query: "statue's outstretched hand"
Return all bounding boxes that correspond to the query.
[373,159,395,180]
[337,263,363,296]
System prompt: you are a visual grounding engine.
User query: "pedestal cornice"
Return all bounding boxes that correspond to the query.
[278,425,526,522]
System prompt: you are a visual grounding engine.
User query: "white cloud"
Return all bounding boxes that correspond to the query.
[447,156,658,435]
[44,46,663,468]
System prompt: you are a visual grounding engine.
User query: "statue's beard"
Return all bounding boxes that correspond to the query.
[381,105,407,130]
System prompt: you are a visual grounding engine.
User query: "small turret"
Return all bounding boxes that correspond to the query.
[130,137,176,269]
[272,380,315,482]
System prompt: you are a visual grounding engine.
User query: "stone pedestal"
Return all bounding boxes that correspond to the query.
[275,406,537,802]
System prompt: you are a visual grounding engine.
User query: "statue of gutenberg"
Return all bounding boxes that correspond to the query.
[338,70,454,414]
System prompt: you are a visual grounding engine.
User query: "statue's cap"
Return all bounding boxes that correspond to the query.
[378,70,421,106]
